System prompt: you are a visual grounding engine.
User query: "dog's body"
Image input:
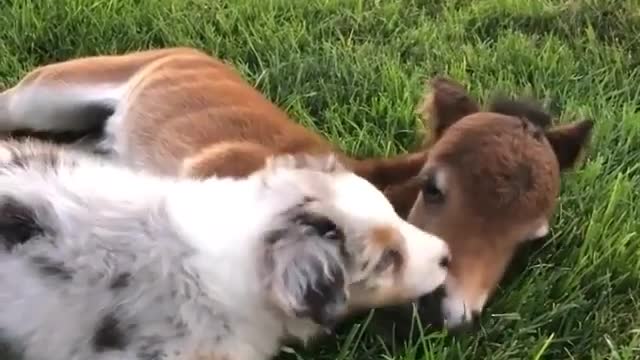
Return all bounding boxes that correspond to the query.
[0,140,449,360]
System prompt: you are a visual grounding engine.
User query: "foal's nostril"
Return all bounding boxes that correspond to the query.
[439,255,450,269]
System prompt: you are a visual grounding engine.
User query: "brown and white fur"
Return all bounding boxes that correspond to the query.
[0,139,449,360]
[0,47,593,335]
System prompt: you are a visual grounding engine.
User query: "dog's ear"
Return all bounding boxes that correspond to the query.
[264,210,349,328]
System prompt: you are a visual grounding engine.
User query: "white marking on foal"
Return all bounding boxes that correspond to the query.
[434,168,448,193]
[470,291,488,315]
[531,221,550,239]
[440,277,488,329]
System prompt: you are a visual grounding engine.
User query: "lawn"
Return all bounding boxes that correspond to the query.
[1,0,639,359]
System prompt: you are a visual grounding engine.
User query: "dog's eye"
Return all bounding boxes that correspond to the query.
[422,176,444,203]
[314,218,343,241]
[296,213,344,241]
[323,227,343,241]
[374,249,402,273]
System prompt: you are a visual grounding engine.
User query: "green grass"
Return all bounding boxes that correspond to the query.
[1,0,640,358]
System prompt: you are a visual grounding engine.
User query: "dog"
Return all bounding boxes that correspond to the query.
[0,139,449,360]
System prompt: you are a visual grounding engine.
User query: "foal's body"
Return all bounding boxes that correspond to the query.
[0,47,594,334]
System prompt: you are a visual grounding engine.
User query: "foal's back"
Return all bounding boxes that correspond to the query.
[0,48,332,177]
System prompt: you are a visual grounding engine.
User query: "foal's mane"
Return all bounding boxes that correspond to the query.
[488,96,553,129]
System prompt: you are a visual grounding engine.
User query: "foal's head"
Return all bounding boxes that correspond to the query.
[376,77,593,337]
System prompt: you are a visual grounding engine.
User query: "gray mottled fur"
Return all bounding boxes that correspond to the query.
[0,139,352,360]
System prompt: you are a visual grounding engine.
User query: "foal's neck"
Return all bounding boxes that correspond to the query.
[344,150,428,217]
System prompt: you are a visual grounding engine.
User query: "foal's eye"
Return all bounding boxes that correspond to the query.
[422,176,444,203]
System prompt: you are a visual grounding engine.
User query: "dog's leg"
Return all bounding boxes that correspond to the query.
[0,48,193,134]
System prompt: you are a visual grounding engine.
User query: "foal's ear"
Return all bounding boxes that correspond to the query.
[265,211,348,328]
[545,119,594,170]
[417,76,480,139]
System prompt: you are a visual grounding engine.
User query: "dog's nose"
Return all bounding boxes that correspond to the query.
[438,255,450,269]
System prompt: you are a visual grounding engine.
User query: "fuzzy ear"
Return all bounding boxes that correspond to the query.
[264,211,348,327]
[417,76,480,140]
[545,120,594,171]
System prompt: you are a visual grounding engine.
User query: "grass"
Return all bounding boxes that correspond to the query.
[1,0,640,358]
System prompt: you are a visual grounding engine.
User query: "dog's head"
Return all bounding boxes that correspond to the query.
[256,154,450,331]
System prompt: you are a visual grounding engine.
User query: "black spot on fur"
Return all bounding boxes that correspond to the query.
[0,329,24,358]
[0,198,43,251]
[295,211,351,266]
[302,266,347,328]
[267,209,346,252]
[222,320,231,333]
[360,260,370,272]
[137,348,164,360]
[489,96,552,128]
[30,256,73,281]
[93,313,128,352]
[137,335,170,360]
[110,273,131,290]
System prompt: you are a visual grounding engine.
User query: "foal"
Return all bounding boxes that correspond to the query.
[0,139,449,360]
[0,47,593,334]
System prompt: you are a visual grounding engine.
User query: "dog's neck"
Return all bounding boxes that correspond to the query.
[163,174,327,354]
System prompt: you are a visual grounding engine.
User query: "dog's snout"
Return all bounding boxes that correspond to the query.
[398,223,449,301]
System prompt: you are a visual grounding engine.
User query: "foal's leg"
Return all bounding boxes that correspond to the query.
[0,48,196,134]
[180,141,274,179]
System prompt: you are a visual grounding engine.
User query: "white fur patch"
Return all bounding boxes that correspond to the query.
[440,277,489,329]
[434,168,448,193]
[3,84,126,132]
[440,276,469,329]
[0,145,12,163]
[531,221,550,239]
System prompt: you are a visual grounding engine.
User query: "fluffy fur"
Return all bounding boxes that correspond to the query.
[0,139,449,360]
